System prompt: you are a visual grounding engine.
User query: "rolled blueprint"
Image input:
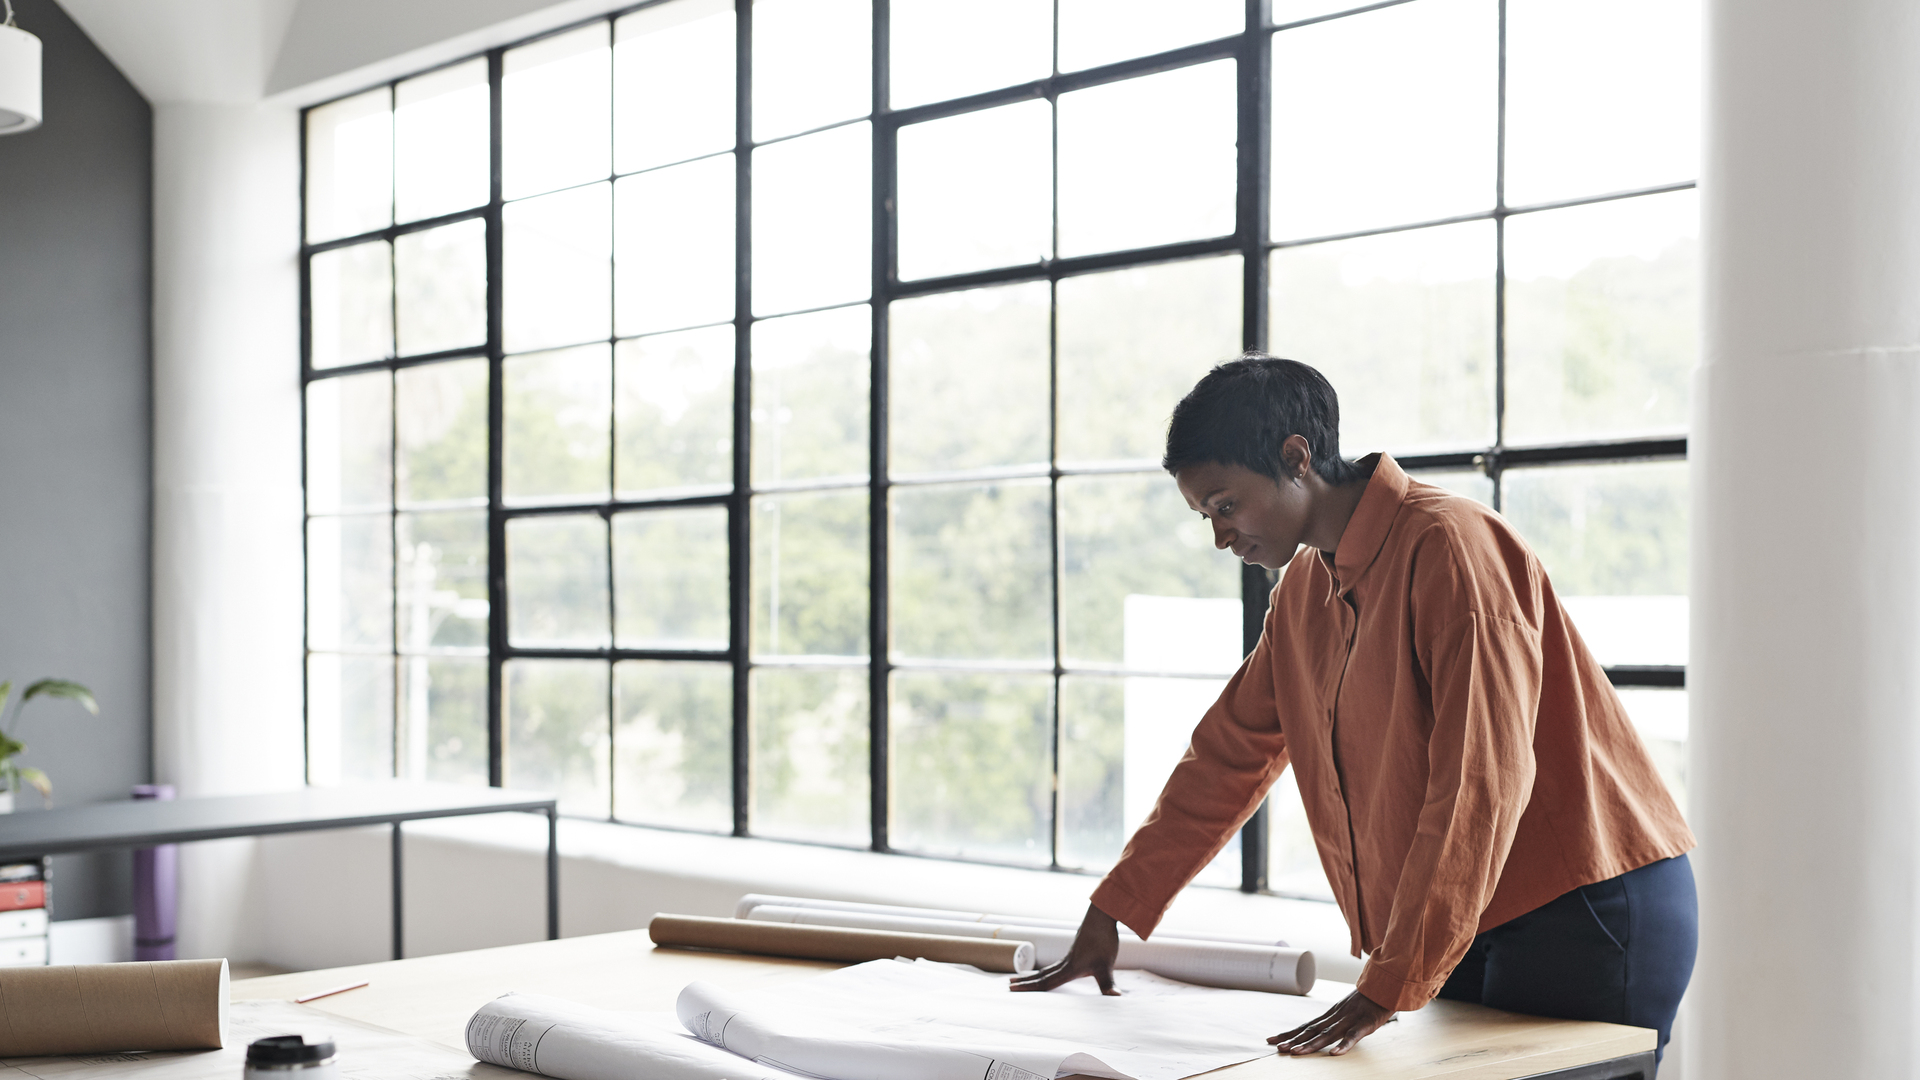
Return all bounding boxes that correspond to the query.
[468,992,807,1080]
[677,980,1122,1080]
[745,906,1315,995]
[733,893,1289,948]
[0,958,229,1055]
[648,914,1036,973]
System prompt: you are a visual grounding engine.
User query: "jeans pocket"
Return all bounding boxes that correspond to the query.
[1577,877,1631,954]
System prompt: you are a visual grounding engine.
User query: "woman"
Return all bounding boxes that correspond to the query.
[1012,356,1697,1066]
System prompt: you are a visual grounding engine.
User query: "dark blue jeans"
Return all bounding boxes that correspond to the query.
[1436,854,1697,1065]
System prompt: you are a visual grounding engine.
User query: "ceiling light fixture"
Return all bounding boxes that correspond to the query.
[0,0,42,135]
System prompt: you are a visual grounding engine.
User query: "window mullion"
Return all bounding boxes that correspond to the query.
[485,47,508,789]
[868,0,894,855]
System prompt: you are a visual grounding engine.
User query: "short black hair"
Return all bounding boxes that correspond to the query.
[1162,353,1370,485]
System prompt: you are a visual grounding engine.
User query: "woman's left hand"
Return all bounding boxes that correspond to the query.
[1267,990,1396,1056]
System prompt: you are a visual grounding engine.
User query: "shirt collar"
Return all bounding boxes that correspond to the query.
[1325,453,1407,596]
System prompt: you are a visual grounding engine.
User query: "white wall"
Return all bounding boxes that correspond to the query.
[227,817,1361,984]
[151,99,308,960]
[1691,0,1920,1077]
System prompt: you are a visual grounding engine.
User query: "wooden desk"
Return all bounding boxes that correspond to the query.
[0,782,559,959]
[234,929,1657,1080]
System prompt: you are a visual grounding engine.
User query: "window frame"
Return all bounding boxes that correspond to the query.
[300,0,1692,896]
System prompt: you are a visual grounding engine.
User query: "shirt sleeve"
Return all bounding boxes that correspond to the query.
[1354,533,1544,1012]
[1088,593,1292,939]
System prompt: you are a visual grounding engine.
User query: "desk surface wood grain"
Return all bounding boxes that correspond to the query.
[233,929,1653,1080]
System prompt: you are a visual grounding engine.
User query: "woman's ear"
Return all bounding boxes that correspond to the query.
[1281,434,1313,484]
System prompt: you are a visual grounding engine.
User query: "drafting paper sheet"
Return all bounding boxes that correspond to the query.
[0,1000,513,1080]
[681,959,1327,1080]
[468,993,807,1080]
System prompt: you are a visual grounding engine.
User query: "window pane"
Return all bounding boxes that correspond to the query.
[751,306,869,484]
[1272,0,1497,239]
[397,510,489,652]
[1058,675,1122,869]
[1616,688,1688,809]
[307,654,394,784]
[1267,771,1334,899]
[395,59,490,222]
[504,183,613,354]
[504,23,612,200]
[613,506,730,650]
[897,101,1051,281]
[1057,674,1240,885]
[891,672,1053,864]
[507,514,611,648]
[615,660,732,830]
[615,327,735,497]
[506,659,611,816]
[504,344,612,505]
[1505,191,1699,445]
[615,0,736,173]
[1501,461,1688,666]
[751,490,868,658]
[1058,62,1237,256]
[307,371,392,513]
[395,219,487,358]
[891,480,1052,663]
[752,123,871,316]
[750,666,869,844]
[615,154,735,335]
[1270,221,1496,455]
[307,514,393,651]
[396,359,488,506]
[1059,473,1242,669]
[306,87,391,243]
[398,655,488,786]
[1057,0,1241,72]
[889,282,1049,475]
[1056,256,1241,465]
[311,241,393,370]
[1505,0,1701,206]
[752,0,870,141]
[1412,468,1494,506]
[890,0,1050,109]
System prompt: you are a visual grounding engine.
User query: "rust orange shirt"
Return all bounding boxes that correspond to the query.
[1088,453,1694,1012]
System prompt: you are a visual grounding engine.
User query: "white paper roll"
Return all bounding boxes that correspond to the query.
[744,905,1314,995]
[732,893,1289,948]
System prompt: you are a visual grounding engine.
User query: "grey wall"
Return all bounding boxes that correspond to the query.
[0,0,151,919]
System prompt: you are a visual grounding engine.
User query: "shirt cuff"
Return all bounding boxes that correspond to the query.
[1088,877,1166,941]
[1355,961,1449,1013]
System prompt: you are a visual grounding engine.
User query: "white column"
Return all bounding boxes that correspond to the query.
[151,101,307,960]
[1692,1,1920,1077]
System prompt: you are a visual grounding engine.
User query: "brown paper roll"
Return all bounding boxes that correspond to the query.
[0,958,228,1055]
[648,914,1036,973]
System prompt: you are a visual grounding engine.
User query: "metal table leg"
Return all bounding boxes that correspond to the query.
[391,820,404,960]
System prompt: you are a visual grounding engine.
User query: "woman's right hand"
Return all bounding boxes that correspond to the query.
[1007,903,1122,996]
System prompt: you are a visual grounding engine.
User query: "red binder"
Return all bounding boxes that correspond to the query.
[0,881,46,912]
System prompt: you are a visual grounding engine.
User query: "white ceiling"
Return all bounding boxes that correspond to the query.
[57,0,639,106]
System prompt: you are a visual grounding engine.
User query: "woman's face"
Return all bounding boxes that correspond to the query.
[1174,460,1312,572]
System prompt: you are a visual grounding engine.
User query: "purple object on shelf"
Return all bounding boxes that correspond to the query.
[132,784,177,961]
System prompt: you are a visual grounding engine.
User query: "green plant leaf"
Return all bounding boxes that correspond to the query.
[14,766,51,803]
[21,679,97,715]
[0,733,23,762]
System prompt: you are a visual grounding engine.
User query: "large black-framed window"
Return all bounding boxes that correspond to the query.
[301,0,1699,897]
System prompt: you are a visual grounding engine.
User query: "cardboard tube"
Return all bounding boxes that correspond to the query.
[0,958,228,1055]
[648,914,1036,973]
